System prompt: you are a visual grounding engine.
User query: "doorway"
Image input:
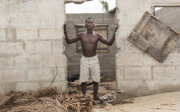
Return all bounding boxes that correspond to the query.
[64,0,117,102]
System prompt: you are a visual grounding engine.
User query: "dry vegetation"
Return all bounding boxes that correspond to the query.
[0,81,131,112]
[0,87,93,112]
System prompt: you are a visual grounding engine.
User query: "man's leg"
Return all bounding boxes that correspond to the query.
[90,56,100,100]
[81,82,87,95]
[80,56,89,95]
[93,81,99,100]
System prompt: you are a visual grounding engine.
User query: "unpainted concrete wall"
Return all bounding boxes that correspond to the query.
[0,0,67,94]
[116,0,180,99]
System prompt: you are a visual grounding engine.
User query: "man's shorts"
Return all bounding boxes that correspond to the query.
[80,55,100,83]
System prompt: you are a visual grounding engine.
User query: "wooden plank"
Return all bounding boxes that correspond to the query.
[128,11,180,62]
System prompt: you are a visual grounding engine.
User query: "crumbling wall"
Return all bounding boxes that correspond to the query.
[0,0,67,94]
[116,0,180,99]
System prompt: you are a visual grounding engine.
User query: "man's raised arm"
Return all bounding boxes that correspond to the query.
[64,24,81,44]
[98,26,118,46]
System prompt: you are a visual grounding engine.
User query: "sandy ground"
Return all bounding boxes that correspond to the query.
[72,80,180,112]
[69,80,180,112]
[93,91,180,112]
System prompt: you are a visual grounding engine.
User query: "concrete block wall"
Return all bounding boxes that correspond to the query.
[0,0,67,94]
[116,0,180,99]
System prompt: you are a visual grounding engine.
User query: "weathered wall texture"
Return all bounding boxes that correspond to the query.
[116,0,180,99]
[65,13,116,80]
[0,0,67,94]
[155,7,180,48]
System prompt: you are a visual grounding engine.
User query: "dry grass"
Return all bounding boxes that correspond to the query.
[0,86,93,112]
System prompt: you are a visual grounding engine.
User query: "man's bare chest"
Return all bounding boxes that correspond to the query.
[81,35,99,44]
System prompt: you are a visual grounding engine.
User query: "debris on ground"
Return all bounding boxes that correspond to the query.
[0,80,134,112]
[0,87,93,112]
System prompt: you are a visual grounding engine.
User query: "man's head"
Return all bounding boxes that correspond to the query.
[85,17,94,31]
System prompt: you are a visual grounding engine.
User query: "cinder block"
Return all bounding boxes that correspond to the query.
[19,0,39,12]
[25,41,51,54]
[153,66,176,79]
[175,66,180,79]
[0,29,6,40]
[27,67,66,82]
[52,39,65,54]
[14,55,41,68]
[115,38,125,50]
[17,28,38,40]
[142,53,161,66]
[27,69,53,81]
[0,1,5,13]
[117,25,134,39]
[6,27,16,41]
[39,28,62,40]
[145,79,180,91]
[119,12,144,26]
[40,54,67,67]
[7,13,23,26]
[116,79,145,92]
[67,14,83,21]
[7,13,40,27]
[0,83,15,95]
[124,39,142,53]
[0,57,14,69]
[0,70,24,82]
[116,53,143,66]
[0,84,5,95]
[38,0,65,27]
[52,67,67,81]
[4,0,19,13]
[117,0,148,12]
[115,66,124,80]
[0,42,24,54]
[103,13,115,23]
[39,0,64,13]
[16,82,39,91]
[124,67,151,79]
[38,13,65,28]
[163,53,180,65]
[0,14,6,26]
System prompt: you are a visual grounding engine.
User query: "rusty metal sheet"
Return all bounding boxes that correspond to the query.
[128,11,180,62]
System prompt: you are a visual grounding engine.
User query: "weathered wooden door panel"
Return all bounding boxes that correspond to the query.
[128,11,180,62]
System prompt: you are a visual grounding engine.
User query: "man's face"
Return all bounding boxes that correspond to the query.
[85,19,94,31]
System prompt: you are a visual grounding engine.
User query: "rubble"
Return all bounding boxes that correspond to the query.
[0,80,130,112]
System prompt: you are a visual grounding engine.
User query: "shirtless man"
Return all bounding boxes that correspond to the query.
[64,17,118,100]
